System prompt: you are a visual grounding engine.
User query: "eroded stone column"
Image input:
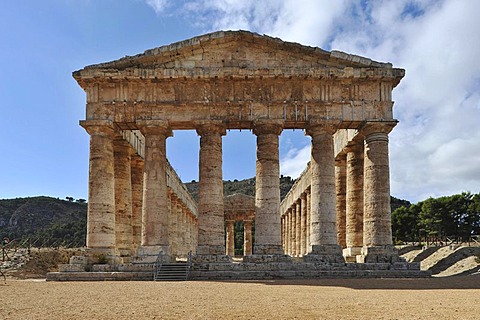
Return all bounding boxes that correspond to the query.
[114,134,133,257]
[300,192,307,256]
[304,122,343,262]
[80,120,117,260]
[291,205,297,256]
[168,193,179,257]
[295,200,301,257]
[305,188,311,253]
[359,121,399,263]
[244,220,253,256]
[130,155,144,252]
[344,143,364,259]
[137,120,172,261]
[252,120,284,256]
[335,155,347,249]
[195,122,230,262]
[226,220,235,256]
[285,209,291,255]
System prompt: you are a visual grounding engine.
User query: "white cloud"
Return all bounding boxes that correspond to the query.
[146,0,480,202]
[145,0,169,14]
[280,145,310,179]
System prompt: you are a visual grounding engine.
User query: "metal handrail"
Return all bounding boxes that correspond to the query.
[153,251,164,281]
[186,251,193,280]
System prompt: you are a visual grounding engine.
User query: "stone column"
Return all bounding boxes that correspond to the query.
[300,192,307,256]
[226,220,235,256]
[243,220,253,256]
[295,200,301,257]
[80,120,117,260]
[185,212,192,255]
[285,210,291,255]
[136,120,172,261]
[290,206,296,256]
[335,155,347,249]
[180,205,187,257]
[305,187,311,253]
[114,134,133,258]
[195,122,230,262]
[359,121,399,263]
[304,122,343,262]
[252,120,284,256]
[130,155,144,251]
[168,193,179,257]
[344,143,364,259]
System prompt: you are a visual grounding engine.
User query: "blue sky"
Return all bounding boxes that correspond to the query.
[1,0,479,203]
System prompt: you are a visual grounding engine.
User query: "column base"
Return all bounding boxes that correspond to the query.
[192,254,232,264]
[85,247,122,264]
[343,246,362,262]
[134,245,173,264]
[253,244,284,255]
[303,244,345,263]
[196,245,226,255]
[356,245,403,263]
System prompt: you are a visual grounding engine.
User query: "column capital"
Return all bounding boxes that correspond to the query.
[136,120,173,137]
[359,120,397,138]
[80,120,115,137]
[344,141,364,154]
[253,120,283,136]
[195,120,226,136]
[335,152,347,166]
[300,192,307,200]
[306,120,340,135]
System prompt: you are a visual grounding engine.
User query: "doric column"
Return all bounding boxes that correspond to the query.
[285,209,291,255]
[305,187,311,253]
[185,212,192,255]
[344,143,364,258]
[168,193,179,257]
[252,120,283,255]
[243,220,253,256]
[300,192,307,256]
[295,200,301,257]
[195,122,229,260]
[304,122,343,262]
[226,220,235,256]
[335,155,347,249]
[290,206,296,256]
[359,121,398,263]
[80,120,117,259]
[281,215,285,251]
[136,120,172,260]
[114,134,133,257]
[179,205,187,257]
[130,154,144,251]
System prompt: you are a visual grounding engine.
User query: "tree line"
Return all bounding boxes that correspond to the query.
[392,192,480,244]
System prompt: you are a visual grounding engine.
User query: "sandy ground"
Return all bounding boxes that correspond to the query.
[1,277,479,320]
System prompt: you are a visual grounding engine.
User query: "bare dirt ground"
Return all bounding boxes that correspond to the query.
[1,277,479,320]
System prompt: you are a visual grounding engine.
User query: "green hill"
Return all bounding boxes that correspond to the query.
[0,197,87,247]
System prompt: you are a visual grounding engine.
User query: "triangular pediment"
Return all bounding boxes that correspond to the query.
[75,30,393,76]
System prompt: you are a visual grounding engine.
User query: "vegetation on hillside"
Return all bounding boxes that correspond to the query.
[0,197,87,247]
[392,192,480,244]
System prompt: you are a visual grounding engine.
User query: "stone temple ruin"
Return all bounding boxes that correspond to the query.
[48,31,427,280]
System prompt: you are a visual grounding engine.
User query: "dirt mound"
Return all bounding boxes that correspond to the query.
[401,245,480,277]
[1,247,83,279]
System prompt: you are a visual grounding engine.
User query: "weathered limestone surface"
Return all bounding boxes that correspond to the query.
[253,120,283,255]
[344,143,364,258]
[305,123,343,262]
[81,120,117,258]
[359,121,399,263]
[196,122,229,260]
[113,135,133,257]
[300,193,307,256]
[226,220,235,256]
[137,120,172,260]
[335,156,347,249]
[244,220,253,256]
[130,155,144,251]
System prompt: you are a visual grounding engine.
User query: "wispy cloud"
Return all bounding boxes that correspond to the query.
[145,0,169,15]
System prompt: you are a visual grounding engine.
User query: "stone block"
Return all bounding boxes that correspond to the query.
[58,264,85,272]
